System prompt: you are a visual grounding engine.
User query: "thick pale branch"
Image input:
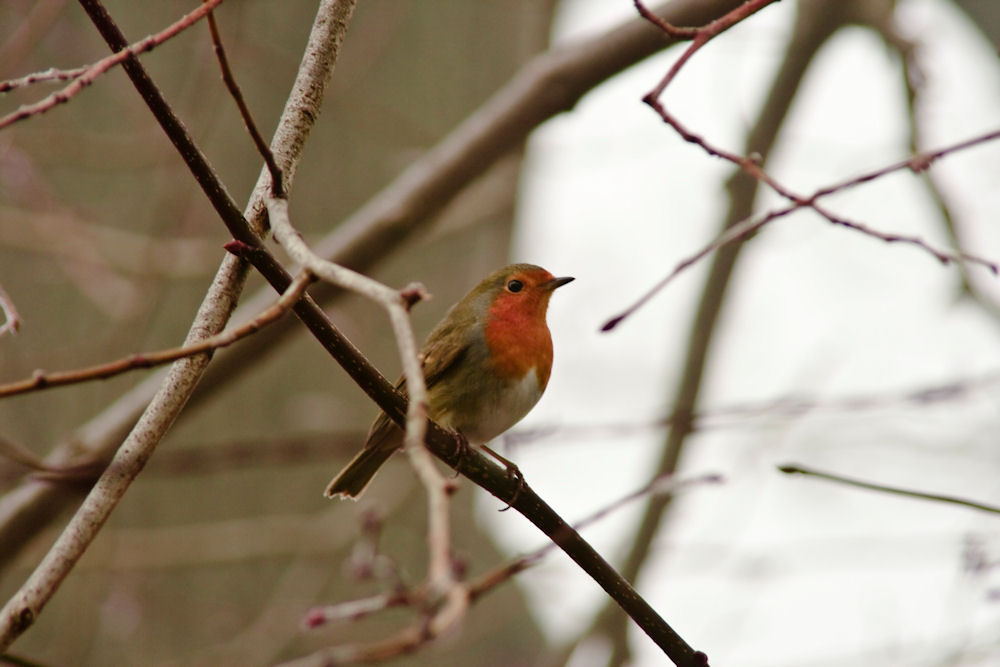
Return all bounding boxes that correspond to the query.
[265,195,454,593]
[0,0,357,650]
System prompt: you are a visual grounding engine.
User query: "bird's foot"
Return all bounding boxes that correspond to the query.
[482,444,524,511]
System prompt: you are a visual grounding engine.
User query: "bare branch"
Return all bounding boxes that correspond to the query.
[610,0,1000,332]
[638,0,782,97]
[0,66,87,93]
[266,195,457,595]
[603,127,1000,331]
[0,270,310,399]
[205,9,285,196]
[778,464,1000,515]
[0,0,225,131]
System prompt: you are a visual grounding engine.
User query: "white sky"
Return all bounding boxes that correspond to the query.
[482,1,1000,665]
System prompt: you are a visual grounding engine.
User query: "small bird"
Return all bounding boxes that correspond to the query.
[325,263,573,499]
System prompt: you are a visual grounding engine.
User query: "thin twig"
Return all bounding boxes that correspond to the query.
[602,208,783,331]
[507,370,1000,446]
[778,464,1000,515]
[638,0,782,98]
[603,127,1000,331]
[619,0,1000,332]
[0,0,225,131]
[0,269,311,399]
[0,66,88,93]
[205,7,285,196]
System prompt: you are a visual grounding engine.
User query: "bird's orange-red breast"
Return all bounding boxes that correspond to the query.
[325,263,573,498]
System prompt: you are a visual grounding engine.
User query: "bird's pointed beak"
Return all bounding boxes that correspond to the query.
[543,276,574,291]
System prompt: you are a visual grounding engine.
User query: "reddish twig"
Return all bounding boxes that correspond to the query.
[637,0,781,97]
[603,127,1000,331]
[813,126,1000,197]
[0,0,224,131]
[0,66,88,93]
[0,270,310,398]
[619,1,1000,332]
[205,7,284,196]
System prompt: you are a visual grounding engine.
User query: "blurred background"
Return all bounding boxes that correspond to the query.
[1,0,999,665]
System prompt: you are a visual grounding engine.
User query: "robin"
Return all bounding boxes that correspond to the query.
[325,263,573,498]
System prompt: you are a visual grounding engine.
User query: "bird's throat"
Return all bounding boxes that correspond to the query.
[483,294,554,388]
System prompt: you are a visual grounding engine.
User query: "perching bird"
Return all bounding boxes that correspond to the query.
[325,263,573,499]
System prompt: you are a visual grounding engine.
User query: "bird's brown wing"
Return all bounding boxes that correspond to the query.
[419,318,471,389]
[363,314,471,447]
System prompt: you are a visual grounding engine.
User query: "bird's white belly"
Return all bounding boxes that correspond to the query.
[446,370,543,445]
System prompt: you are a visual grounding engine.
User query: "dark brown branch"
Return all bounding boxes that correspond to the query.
[297,473,720,665]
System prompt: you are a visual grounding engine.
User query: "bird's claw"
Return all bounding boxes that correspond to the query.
[482,444,524,511]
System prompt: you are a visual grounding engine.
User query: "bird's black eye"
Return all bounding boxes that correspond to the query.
[506,279,523,293]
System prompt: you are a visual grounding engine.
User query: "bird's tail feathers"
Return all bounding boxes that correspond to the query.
[324,446,395,499]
